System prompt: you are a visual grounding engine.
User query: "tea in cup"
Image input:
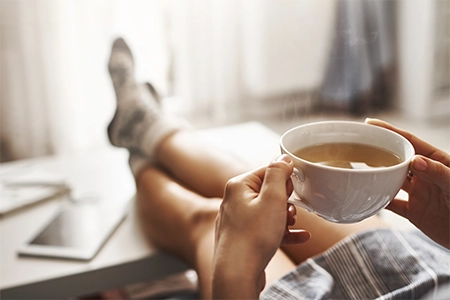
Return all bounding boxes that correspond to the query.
[280,121,415,223]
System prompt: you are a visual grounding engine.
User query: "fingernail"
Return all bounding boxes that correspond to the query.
[288,203,296,214]
[277,154,292,164]
[414,156,427,171]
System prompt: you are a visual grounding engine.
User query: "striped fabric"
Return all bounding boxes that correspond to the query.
[263,229,450,300]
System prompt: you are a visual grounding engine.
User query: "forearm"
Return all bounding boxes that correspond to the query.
[212,157,298,298]
[212,240,266,299]
[212,269,263,299]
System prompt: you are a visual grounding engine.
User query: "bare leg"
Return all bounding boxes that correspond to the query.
[136,166,217,298]
[136,166,296,299]
[108,37,392,300]
[282,209,390,264]
[137,131,391,297]
[106,38,294,297]
[155,130,251,198]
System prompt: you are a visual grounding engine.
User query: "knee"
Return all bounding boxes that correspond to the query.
[190,200,220,228]
[188,199,220,245]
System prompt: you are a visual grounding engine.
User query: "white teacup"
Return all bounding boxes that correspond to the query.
[280,121,415,223]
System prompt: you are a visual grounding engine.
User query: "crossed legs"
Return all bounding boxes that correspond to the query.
[107,38,390,299]
[134,130,389,299]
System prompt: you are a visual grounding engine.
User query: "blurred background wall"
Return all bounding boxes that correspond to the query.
[1,0,449,162]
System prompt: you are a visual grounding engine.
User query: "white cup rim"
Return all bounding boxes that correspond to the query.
[280,120,415,172]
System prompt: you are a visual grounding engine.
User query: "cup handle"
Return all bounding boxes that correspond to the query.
[288,168,314,212]
[292,167,305,182]
[288,193,314,212]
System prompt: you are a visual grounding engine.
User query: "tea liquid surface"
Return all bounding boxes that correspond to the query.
[293,143,402,169]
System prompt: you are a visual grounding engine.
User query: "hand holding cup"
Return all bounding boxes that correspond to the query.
[280,121,415,223]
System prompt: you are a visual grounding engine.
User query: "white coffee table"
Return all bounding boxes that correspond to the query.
[0,121,281,299]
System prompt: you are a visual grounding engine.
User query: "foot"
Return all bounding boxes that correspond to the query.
[144,82,161,104]
[108,38,135,96]
[107,38,188,157]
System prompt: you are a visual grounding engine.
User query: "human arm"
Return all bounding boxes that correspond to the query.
[212,155,311,299]
[365,118,450,249]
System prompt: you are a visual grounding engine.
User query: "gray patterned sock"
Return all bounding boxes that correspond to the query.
[107,38,190,158]
[128,151,149,178]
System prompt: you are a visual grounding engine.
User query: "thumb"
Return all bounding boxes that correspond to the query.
[259,155,293,204]
[410,155,450,193]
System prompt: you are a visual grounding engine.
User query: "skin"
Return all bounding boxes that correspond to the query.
[136,129,388,299]
[365,118,450,249]
[212,119,450,299]
[213,155,310,299]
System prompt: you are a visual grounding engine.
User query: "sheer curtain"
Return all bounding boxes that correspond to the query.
[1,0,334,161]
[161,0,244,123]
[1,0,113,160]
[1,0,217,161]
[0,0,168,161]
[166,0,334,124]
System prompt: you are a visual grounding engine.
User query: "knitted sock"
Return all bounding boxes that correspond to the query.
[107,37,190,159]
[128,151,150,178]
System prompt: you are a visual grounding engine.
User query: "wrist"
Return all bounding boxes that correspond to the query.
[212,263,264,299]
[213,237,266,299]
[216,235,266,275]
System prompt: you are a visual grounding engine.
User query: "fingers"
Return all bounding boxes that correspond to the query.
[365,118,424,152]
[224,154,294,208]
[365,118,449,166]
[365,118,413,141]
[225,165,266,197]
[401,174,412,192]
[281,229,311,245]
[284,205,311,245]
[286,175,294,197]
[410,155,450,196]
[388,155,450,218]
[287,204,297,226]
[283,230,311,245]
[259,155,294,204]
[386,198,409,219]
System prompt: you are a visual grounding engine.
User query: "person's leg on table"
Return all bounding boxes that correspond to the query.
[150,132,391,269]
[136,165,296,299]
[106,36,261,292]
[107,37,391,298]
[107,37,250,198]
[155,130,251,198]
